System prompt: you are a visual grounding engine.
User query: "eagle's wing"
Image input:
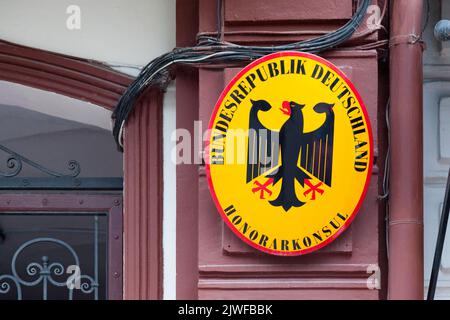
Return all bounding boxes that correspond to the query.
[246,101,279,183]
[298,103,335,187]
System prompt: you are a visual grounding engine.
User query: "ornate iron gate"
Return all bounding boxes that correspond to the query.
[0,229,102,300]
[0,144,123,300]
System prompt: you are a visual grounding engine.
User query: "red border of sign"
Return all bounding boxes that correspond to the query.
[205,51,373,256]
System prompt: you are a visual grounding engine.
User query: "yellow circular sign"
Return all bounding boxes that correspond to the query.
[206,51,373,256]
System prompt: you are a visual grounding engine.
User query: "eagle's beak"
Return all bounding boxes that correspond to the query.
[280,101,291,116]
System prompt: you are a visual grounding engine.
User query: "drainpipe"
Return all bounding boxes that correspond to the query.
[389,0,424,299]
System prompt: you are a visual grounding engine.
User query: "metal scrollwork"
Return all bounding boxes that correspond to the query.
[0,144,81,178]
[0,156,22,177]
[0,234,99,300]
[0,275,22,300]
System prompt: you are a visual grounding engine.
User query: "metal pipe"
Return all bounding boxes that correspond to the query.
[389,0,424,300]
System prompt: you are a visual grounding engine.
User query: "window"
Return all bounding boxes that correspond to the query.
[0,82,124,300]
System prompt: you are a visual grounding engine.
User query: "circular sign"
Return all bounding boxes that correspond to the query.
[205,51,373,256]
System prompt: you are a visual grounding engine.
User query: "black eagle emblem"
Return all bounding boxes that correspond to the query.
[246,99,335,211]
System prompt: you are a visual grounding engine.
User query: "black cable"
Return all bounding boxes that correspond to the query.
[422,0,430,36]
[428,168,450,300]
[112,0,371,150]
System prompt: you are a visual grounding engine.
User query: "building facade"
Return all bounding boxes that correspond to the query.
[0,0,444,300]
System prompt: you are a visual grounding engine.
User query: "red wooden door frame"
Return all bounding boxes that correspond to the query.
[0,40,164,299]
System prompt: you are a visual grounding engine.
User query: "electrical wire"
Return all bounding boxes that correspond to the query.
[422,0,430,36]
[112,0,371,150]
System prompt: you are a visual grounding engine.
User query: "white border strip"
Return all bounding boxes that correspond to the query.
[162,82,177,299]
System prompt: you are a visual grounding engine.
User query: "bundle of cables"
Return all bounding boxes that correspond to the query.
[113,0,371,150]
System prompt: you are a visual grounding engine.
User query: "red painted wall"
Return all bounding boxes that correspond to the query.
[176,0,388,299]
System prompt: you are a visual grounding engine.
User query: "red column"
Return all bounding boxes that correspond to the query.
[176,0,200,299]
[123,90,163,299]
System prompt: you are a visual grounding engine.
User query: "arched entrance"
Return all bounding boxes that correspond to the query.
[0,40,163,299]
